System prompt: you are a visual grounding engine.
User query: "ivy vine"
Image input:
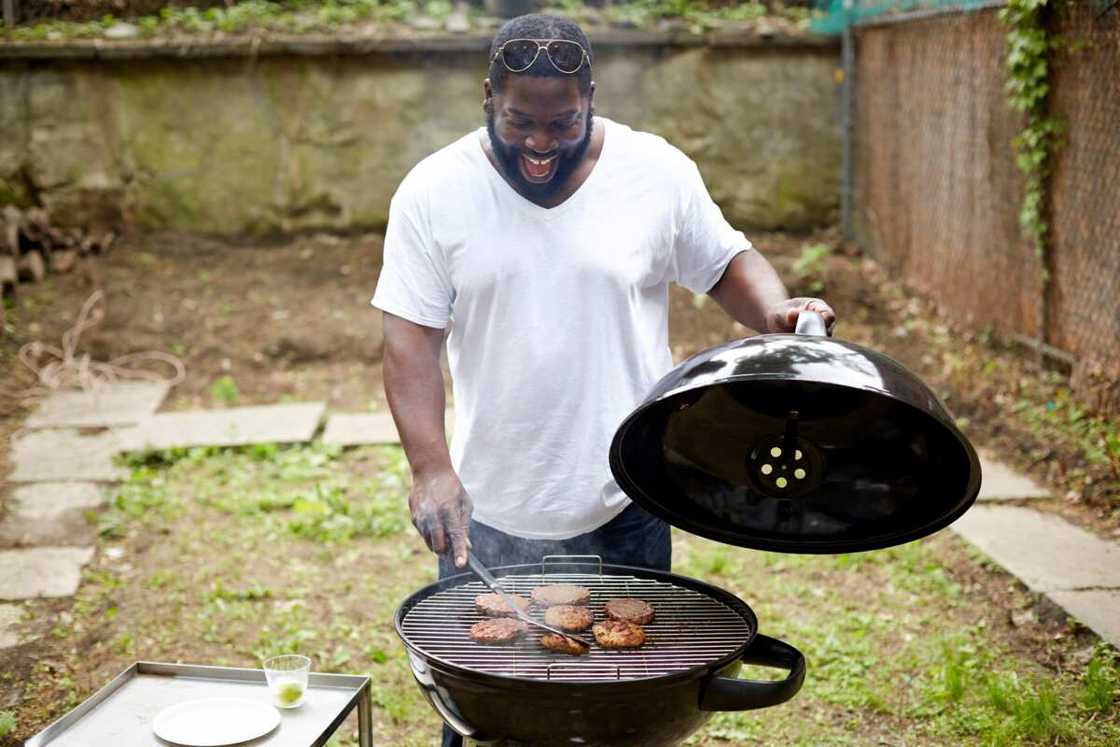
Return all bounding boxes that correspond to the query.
[999,0,1064,281]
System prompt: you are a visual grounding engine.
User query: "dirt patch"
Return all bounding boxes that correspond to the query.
[1,231,388,416]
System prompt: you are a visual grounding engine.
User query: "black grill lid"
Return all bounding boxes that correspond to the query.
[609,313,982,554]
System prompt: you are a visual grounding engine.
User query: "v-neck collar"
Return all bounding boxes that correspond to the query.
[474,117,611,220]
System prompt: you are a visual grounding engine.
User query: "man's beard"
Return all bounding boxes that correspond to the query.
[486,108,594,201]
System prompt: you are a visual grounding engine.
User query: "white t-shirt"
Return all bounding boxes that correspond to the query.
[372,117,752,539]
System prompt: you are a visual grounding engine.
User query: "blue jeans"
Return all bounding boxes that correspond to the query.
[437,501,671,747]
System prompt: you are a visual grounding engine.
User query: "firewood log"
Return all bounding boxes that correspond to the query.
[51,249,78,274]
[1,207,18,258]
[26,207,49,232]
[0,255,15,291]
[47,226,69,248]
[16,250,46,283]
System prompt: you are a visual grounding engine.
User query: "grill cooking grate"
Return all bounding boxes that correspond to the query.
[400,572,752,682]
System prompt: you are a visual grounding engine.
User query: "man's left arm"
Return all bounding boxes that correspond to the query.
[708,250,837,335]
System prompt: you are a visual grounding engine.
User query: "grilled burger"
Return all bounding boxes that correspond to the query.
[543,605,594,632]
[470,618,528,644]
[604,598,655,625]
[531,584,592,607]
[474,592,531,617]
[592,620,646,649]
[540,633,591,656]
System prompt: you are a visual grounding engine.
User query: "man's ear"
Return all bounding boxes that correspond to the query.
[483,79,493,110]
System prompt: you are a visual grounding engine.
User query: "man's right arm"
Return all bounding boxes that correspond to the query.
[383,312,472,568]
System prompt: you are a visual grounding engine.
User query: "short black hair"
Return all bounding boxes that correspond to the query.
[488,14,593,96]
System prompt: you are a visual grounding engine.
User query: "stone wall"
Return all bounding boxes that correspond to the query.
[0,33,841,235]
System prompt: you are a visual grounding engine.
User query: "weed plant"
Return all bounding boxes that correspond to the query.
[2,0,818,42]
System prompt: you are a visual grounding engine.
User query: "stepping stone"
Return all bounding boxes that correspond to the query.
[117,402,326,451]
[25,382,169,429]
[322,412,398,445]
[0,546,95,600]
[321,410,455,446]
[1047,590,1120,647]
[952,505,1120,592]
[0,603,23,649]
[0,483,106,547]
[9,429,127,483]
[977,452,1051,501]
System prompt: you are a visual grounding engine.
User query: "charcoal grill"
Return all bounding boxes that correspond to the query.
[395,311,982,745]
[395,559,804,746]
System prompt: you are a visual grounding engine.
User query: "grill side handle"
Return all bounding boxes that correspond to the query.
[406,651,482,739]
[698,634,806,712]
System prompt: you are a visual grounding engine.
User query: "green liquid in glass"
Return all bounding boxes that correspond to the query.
[277,681,304,707]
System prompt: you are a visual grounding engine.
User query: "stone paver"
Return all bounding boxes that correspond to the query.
[977,452,1052,501]
[952,505,1120,592]
[321,410,455,446]
[117,402,326,451]
[9,429,127,482]
[0,547,95,600]
[0,483,106,546]
[0,603,23,648]
[1047,590,1120,647]
[26,382,170,429]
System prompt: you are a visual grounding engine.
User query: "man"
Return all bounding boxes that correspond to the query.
[373,15,833,742]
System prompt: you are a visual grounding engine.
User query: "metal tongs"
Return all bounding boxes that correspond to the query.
[467,551,593,648]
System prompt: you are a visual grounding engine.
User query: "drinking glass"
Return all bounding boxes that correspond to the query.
[263,654,311,709]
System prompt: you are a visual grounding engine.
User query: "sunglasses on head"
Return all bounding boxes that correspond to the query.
[491,38,592,75]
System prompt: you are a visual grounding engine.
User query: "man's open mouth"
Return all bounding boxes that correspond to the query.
[519,153,558,183]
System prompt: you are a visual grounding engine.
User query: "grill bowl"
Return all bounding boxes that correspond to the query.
[395,562,804,746]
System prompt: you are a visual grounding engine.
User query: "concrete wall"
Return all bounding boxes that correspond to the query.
[0,33,841,235]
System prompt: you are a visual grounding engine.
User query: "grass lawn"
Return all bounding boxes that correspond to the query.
[5,443,1117,745]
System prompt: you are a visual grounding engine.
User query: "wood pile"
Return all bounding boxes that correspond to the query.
[1,206,115,331]
[1,205,114,296]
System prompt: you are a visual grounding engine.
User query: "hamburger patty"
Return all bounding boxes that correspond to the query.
[469,618,528,644]
[540,633,590,656]
[592,620,646,649]
[543,605,594,632]
[531,584,592,607]
[604,598,655,625]
[474,592,531,618]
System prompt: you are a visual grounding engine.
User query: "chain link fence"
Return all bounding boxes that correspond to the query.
[850,1,1119,412]
[1048,1,1120,411]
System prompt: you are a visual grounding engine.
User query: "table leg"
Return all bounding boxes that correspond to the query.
[358,684,373,747]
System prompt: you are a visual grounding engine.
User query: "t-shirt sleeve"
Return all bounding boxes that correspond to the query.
[670,159,754,294]
[371,178,453,328]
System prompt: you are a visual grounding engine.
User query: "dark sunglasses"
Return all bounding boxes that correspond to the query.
[491,38,592,75]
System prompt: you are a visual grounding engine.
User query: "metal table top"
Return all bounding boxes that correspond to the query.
[26,661,372,747]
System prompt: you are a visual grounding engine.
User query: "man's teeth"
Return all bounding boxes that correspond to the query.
[522,154,556,179]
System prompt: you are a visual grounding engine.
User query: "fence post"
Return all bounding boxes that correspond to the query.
[840,0,855,242]
[2,0,16,27]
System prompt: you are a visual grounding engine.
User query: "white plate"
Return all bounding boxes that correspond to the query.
[152,697,280,746]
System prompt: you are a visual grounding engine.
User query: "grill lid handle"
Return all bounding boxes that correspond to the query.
[698,634,805,712]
